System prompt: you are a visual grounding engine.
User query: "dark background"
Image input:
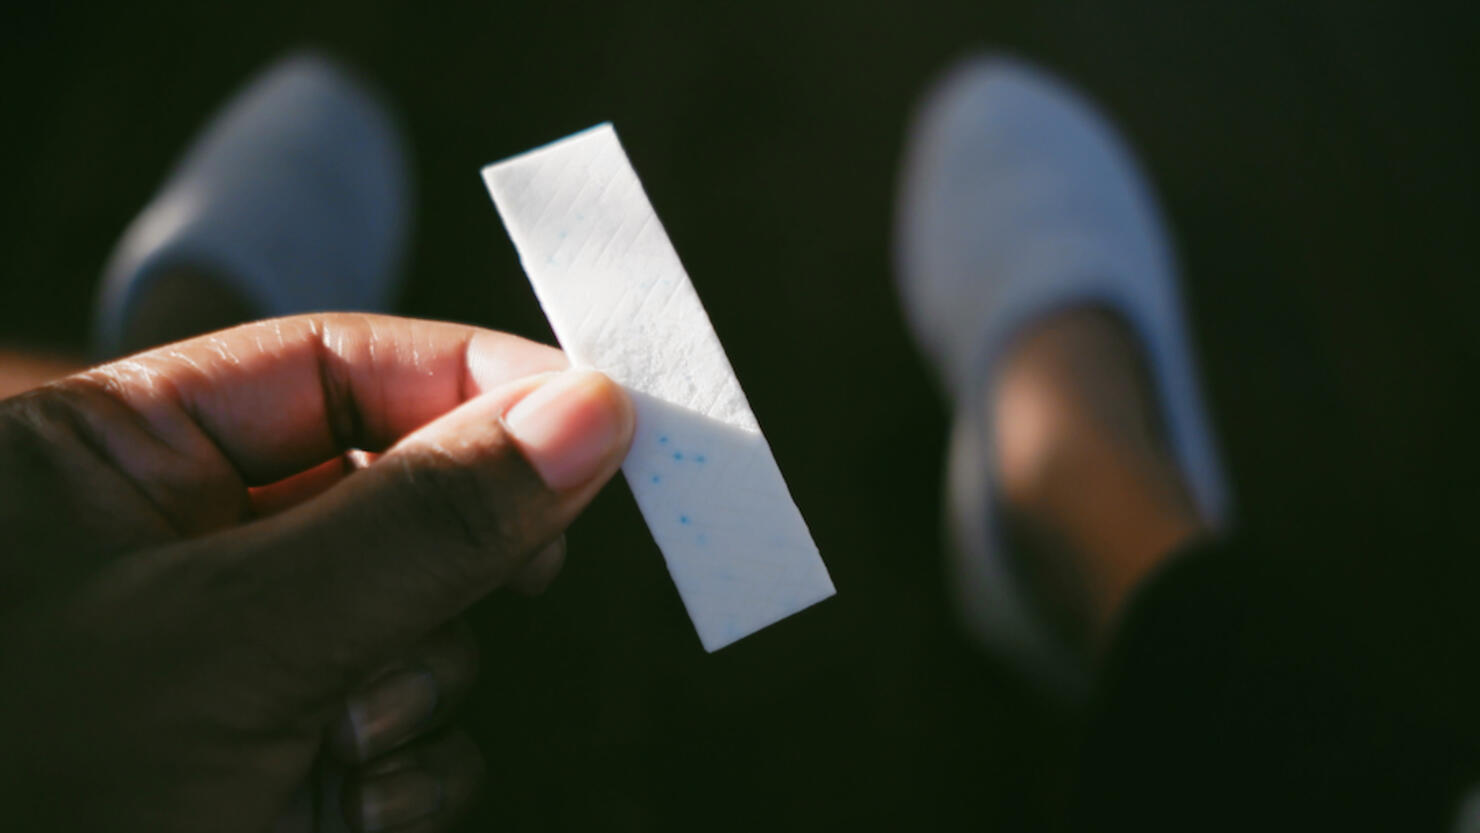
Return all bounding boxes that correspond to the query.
[2,1,1476,829]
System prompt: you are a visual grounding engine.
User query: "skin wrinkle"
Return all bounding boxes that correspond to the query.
[98,359,171,398]
[76,370,177,454]
[202,334,242,368]
[120,321,313,490]
[313,322,366,455]
[269,319,292,354]
[161,349,207,376]
[101,359,179,418]
[396,443,522,587]
[374,320,397,447]
[242,319,378,481]
[422,328,439,378]
[82,372,251,533]
[158,353,225,433]
[141,371,258,491]
[357,316,392,448]
[21,385,188,541]
[390,448,489,558]
[309,313,472,459]
[456,331,476,408]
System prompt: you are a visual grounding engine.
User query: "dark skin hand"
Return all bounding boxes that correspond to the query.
[0,314,634,832]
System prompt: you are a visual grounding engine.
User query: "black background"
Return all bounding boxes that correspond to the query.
[2,1,1476,829]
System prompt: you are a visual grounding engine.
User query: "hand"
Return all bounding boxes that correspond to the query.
[0,314,634,832]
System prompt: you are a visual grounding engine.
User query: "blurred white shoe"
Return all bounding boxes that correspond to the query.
[894,55,1230,699]
[95,51,412,356]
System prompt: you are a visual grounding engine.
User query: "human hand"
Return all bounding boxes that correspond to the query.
[0,314,634,832]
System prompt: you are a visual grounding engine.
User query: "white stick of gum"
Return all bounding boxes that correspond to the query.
[481,123,835,651]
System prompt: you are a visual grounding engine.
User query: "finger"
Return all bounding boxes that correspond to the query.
[329,621,479,764]
[205,368,632,683]
[66,313,568,487]
[507,535,567,596]
[341,728,486,833]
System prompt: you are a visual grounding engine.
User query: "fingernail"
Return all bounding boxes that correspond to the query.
[333,669,439,763]
[502,369,633,490]
[346,770,443,833]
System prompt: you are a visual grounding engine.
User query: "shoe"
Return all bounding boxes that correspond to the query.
[94,51,412,356]
[894,54,1230,698]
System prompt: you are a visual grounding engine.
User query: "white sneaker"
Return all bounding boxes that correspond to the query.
[894,55,1231,699]
[94,51,412,356]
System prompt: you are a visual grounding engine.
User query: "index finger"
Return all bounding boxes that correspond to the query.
[73,313,567,485]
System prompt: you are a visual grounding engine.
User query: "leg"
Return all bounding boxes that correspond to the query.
[992,307,1203,655]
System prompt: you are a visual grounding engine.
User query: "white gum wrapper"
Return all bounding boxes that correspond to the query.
[482,124,835,651]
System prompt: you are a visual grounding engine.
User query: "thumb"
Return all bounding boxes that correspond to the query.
[212,368,633,682]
